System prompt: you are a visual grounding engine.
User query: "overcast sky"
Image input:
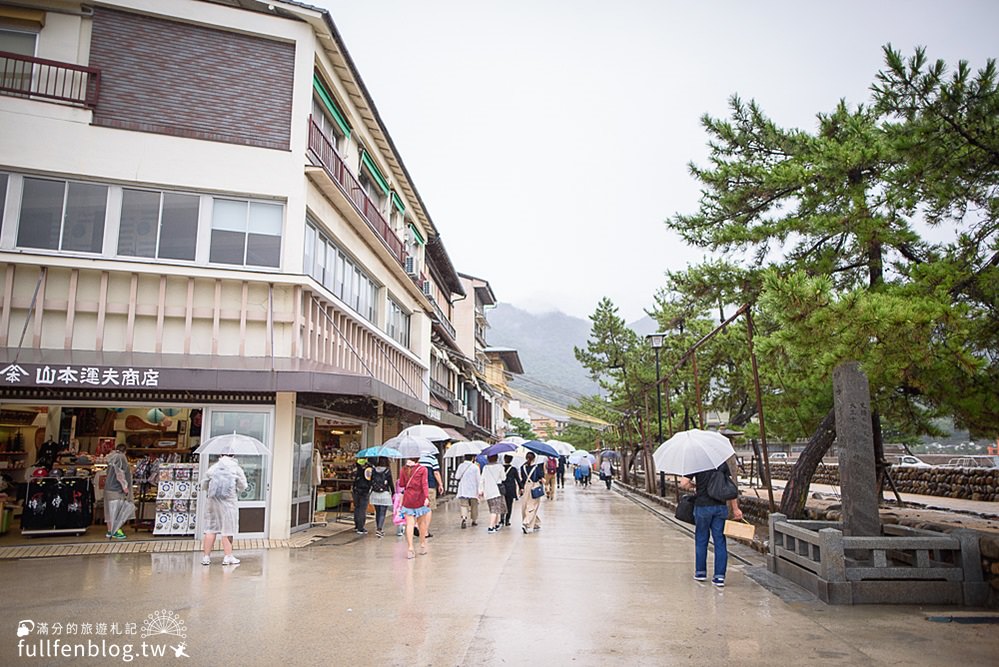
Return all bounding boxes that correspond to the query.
[318,0,998,323]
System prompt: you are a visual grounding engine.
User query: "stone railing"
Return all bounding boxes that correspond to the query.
[765,463,999,502]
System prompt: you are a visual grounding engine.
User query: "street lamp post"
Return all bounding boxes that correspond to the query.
[647,333,666,496]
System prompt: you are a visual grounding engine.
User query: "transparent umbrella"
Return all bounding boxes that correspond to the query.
[195,432,269,457]
[546,440,575,456]
[568,450,595,466]
[384,433,437,458]
[400,424,451,442]
[443,440,487,459]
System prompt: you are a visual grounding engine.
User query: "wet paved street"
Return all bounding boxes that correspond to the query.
[1,484,997,666]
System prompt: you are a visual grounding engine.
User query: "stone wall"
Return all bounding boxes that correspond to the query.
[765,463,999,502]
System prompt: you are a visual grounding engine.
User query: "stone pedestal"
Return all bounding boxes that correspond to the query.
[833,361,880,537]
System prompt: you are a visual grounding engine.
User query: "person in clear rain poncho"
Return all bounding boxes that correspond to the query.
[105,443,135,540]
[201,451,248,566]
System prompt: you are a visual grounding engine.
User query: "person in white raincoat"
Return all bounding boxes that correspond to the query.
[200,453,247,566]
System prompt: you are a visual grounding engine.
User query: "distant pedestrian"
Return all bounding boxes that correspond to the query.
[501,454,521,527]
[398,457,431,559]
[369,457,394,538]
[455,454,480,529]
[352,458,373,535]
[519,452,545,534]
[600,459,613,490]
[679,462,743,587]
[556,455,566,489]
[479,454,506,533]
[577,460,592,487]
[544,454,558,499]
[201,451,247,566]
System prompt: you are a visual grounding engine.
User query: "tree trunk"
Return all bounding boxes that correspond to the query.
[778,408,836,518]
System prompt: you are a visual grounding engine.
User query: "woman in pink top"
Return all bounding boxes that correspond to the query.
[397,457,430,559]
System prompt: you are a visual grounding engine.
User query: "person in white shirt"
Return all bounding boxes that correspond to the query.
[454,454,480,529]
[478,454,506,533]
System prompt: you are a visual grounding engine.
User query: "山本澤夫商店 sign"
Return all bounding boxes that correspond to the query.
[0,363,161,388]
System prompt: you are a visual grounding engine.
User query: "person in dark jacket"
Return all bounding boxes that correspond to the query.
[679,462,743,587]
[556,455,567,489]
[501,454,521,527]
[352,458,373,535]
[369,458,394,537]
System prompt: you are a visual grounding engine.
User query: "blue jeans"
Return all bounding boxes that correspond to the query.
[693,504,729,579]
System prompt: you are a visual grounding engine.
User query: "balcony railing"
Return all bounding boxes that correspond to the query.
[0,50,100,108]
[430,378,455,402]
[308,117,406,266]
[427,294,457,342]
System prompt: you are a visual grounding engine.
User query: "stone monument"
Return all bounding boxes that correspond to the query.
[832,361,881,537]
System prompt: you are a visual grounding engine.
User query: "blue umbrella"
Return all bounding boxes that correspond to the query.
[522,440,560,458]
[481,442,517,458]
[356,446,401,458]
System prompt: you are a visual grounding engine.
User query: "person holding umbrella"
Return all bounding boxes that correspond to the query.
[397,456,431,558]
[657,429,744,588]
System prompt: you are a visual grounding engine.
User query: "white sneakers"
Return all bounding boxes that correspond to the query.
[202,554,241,566]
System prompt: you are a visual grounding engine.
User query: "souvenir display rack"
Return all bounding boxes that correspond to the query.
[152,463,199,536]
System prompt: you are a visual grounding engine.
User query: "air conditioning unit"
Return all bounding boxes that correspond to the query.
[404,256,418,276]
[450,399,465,415]
[421,279,432,295]
[465,410,474,422]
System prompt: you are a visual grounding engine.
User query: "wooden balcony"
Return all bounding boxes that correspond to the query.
[0,50,100,108]
[308,118,406,267]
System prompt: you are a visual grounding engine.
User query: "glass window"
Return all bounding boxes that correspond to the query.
[17,177,108,253]
[119,189,199,261]
[61,182,107,253]
[210,198,282,268]
[0,173,8,235]
[0,29,37,92]
[159,193,199,261]
[302,221,378,324]
[18,177,65,249]
[312,96,341,152]
[303,223,316,277]
[207,410,270,502]
[118,189,160,257]
[387,297,410,347]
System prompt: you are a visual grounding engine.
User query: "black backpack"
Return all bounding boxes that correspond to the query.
[371,468,391,493]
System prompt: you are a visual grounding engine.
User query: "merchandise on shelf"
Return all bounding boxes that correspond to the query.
[153,463,199,536]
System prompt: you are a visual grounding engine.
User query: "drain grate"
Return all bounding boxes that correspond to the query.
[926,616,999,624]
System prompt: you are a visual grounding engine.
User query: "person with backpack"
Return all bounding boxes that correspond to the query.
[544,454,558,500]
[369,457,394,538]
[679,461,743,587]
[201,451,248,566]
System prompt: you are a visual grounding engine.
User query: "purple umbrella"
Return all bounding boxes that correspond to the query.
[480,442,517,458]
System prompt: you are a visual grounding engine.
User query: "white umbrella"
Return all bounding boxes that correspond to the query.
[443,440,487,459]
[568,450,595,466]
[652,429,735,475]
[384,433,438,458]
[498,435,527,446]
[545,439,575,456]
[400,424,452,442]
[195,432,269,457]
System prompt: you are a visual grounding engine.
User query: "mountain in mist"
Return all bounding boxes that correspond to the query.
[487,303,653,407]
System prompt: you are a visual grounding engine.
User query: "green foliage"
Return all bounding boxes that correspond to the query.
[507,417,536,440]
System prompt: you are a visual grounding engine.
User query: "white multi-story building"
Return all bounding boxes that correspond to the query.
[0,0,470,539]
